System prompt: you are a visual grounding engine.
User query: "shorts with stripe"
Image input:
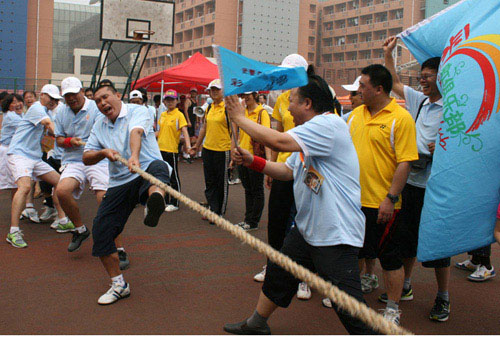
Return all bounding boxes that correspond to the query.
[359,207,403,271]
[0,144,16,189]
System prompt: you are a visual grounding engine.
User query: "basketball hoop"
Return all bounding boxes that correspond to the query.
[133,30,156,41]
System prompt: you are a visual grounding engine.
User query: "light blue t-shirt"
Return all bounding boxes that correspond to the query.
[85,103,170,188]
[0,111,23,146]
[404,86,443,188]
[286,113,365,248]
[8,101,50,160]
[54,97,103,164]
[47,103,65,160]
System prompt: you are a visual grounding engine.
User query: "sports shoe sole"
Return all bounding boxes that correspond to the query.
[454,263,477,272]
[98,292,130,305]
[467,273,496,282]
[6,238,27,248]
[430,314,449,322]
[144,192,165,227]
[68,232,90,252]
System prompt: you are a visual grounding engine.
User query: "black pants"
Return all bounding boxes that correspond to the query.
[238,165,264,228]
[262,227,378,335]
[39,153,61,195]
[202,147,229,215]
[267,179,294,250]
[161,151,180,207]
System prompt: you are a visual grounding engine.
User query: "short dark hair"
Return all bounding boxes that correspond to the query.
[98,79,114,87]
[2,94,16,113]
[14,93,24,104]
[361,64,392,94]
[297,74,334,114]
[153,94,161,103]
[0,91,9,102]
[95,83,118,94]
[23,90,36,99]
[258,94,267,100]
[421,57,440,72]
[84,87,93,93]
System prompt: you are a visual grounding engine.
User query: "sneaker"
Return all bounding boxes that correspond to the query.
[67,229,90,252]
[144,192,165,227]
[228,178,241,185]
[39,206,57,222]
[297,282,312,300]
[322,298,333,308]
[119,250,130,270]
[429,297,450,322]
[97,282,130,305]
[467,265,496,282]
[50,218,60,230]
[253,266,266,282]
[455,258,480,272]
[6,230,27,248]
[361,273,379,293]
[382,307,401,325]
[237,221,258,231]
[21,208,41,223]
[223,320,271,335]
[56,220,76,233]
[378,286,414,303]
[165,204,179,212]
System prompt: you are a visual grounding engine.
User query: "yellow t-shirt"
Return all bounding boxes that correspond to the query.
[157,108,187,153]
[203,101,231,152]
[347,98,418,209]
[239,104,271,155]
[272,90,295,163]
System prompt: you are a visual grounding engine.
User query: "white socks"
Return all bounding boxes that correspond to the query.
[10,226,20,234]
[111,274,126,287]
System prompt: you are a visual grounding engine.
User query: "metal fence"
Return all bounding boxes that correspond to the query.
[0,77,130,94]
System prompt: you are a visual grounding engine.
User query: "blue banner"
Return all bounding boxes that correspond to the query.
[400,0,500,261]
[213,45,308,96]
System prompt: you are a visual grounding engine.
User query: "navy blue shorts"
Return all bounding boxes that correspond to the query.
[91,160,170,257]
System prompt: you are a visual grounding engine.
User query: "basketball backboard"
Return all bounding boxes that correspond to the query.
[100,0,174,45]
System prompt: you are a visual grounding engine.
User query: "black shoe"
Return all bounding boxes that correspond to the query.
[118,250,130,270]
[144,192,165,227]
[378,285,413,303]
[223,320,271,335]
[68,229,90,252]
[429,297,450,322]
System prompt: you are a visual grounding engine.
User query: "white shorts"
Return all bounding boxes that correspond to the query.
[60,162,109,199]
[7,154,55,183]
[0,144,17,189]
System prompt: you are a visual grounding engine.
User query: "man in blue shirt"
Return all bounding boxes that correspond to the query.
[222,75,377,335]
[83,83,171,305]
[6,84,67,249]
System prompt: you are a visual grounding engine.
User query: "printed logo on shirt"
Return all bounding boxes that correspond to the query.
[380,124,387,130]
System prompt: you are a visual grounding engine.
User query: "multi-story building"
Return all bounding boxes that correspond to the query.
[425,0,461,17]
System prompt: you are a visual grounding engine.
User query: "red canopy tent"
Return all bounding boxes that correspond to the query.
[132,52,219,94]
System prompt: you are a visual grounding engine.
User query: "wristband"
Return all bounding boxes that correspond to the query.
[248,156,266,173]
[63,137,73,148]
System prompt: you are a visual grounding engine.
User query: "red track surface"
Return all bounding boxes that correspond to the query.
[0,159,499,335]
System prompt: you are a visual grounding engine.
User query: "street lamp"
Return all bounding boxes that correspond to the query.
[166,54,173,67]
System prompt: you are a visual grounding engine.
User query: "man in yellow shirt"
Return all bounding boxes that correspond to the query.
[347,64,418,325]
[236,92,271,231]
[190,79,231,218]
[157,89,191,212]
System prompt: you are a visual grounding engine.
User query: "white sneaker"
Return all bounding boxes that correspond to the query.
[97,282,130,305]
[361,273,379,293]
[322,298,333,308]
[382,307,401,325]
[468,265,496,282]
[21,208,41,223]
[455,258,480,272]
[50,218,60,230]
[297,282,311,300]
[39,206,57,222]
[165,205,179,212]
[253,265,266,282]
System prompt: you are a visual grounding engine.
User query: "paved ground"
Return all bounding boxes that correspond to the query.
[1,158,499,335]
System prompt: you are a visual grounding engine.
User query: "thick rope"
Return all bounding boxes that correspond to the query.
[113,154,412,335]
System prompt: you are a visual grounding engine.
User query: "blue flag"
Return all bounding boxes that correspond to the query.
[214,45,308,96]
[399,0,500,262]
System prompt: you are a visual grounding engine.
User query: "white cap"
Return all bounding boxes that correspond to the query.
[208,79,222,89]
[129,90,143,100]
[328,85,336,98]
[243,91,256,94]
[40,84,62,100]
[61,77,83,96]
[342,76,361,92]
[280,54,308,70]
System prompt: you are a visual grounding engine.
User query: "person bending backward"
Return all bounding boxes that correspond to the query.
[189,79,231,218]
[222,75,377,335]
[83,83,171,305]
[346,64,418,325]
[156,89,192,212]
[6,84,67,249]
[384,36,452,322]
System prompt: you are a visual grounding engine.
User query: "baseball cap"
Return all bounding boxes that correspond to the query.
[163,89,178,99]
[342,76,361,92]
[208,79,222,89]
[61,77,83,96]
[280,54,308,70]
[189,87,198,92]
[40,84,62,100]
[243,91,257,95]
[129,90,143,100]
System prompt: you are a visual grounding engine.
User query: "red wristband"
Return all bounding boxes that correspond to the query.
[248,156,266,172]
[63,137,73,148]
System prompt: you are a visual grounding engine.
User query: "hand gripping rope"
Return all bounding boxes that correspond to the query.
[77,140,412,335]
